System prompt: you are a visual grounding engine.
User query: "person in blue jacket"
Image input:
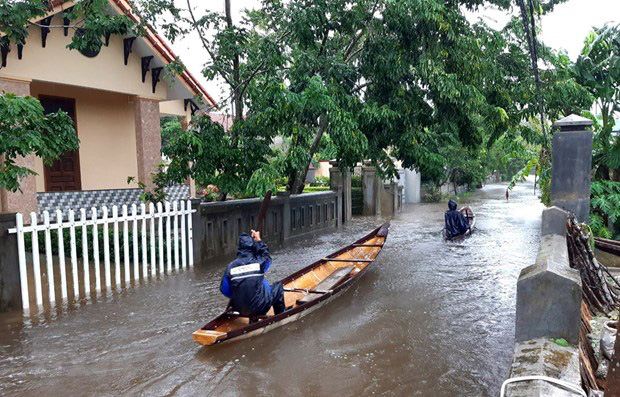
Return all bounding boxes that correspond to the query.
[220,229,286,317]
[444,199,470,238]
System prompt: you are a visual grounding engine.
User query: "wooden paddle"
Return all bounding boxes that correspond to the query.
[254,189,272,233]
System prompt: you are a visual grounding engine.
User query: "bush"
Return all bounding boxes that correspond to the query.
[351,175,362,188]
[310,176,330,187]
[303,185,331,193]
[422,186,444,203]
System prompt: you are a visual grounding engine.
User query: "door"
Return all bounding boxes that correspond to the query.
[40,96,82,192]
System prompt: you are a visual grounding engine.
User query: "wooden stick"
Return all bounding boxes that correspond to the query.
[283,287,329,294]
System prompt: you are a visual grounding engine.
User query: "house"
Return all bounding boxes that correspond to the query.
[0,0,216,216]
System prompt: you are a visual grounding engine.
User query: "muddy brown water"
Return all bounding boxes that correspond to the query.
[0,179,544,396]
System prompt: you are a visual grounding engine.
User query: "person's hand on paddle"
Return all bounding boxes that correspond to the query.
[251,229,261,241]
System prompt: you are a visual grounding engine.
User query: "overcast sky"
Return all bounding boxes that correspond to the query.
[169,0,620,104]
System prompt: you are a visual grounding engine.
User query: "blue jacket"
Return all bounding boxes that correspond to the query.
[220,233,273,316]
[445,200,470,238]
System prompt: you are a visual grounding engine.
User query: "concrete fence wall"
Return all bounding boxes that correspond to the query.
[193,191,340,263]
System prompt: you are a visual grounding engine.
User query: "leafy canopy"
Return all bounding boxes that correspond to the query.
[0,93,79,192]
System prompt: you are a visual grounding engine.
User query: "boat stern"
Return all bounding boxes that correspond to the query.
[192,329,227,346]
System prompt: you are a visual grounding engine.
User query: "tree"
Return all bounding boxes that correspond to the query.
[146,0,586,199]
[574,24,620,179]
[0,93,78,192]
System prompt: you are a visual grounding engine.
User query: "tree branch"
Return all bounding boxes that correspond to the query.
[186,0,234,87]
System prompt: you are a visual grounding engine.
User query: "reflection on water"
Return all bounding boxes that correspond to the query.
[0,179,543,396]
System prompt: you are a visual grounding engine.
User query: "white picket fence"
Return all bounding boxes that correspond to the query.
[8,200,195,311]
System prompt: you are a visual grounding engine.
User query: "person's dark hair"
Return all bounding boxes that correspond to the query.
[448,200,457,211]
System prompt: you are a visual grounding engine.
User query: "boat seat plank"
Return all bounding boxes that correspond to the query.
[322,258,373,263]
[296,266,355,304]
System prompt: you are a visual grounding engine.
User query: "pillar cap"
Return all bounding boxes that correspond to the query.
[553,114,593,131]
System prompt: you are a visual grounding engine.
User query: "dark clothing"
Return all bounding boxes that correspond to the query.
[220,234,285,316]
[445,200,470,238]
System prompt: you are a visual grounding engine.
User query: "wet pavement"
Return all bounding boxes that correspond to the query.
[0,179,544,396]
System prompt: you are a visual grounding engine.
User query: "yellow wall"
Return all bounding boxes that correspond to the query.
[0,14,168,100]
[30,82,139,191]
[159,99,192,119]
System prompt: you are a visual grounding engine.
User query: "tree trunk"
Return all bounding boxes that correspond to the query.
[288,115,328,194]
[224,0,243,121]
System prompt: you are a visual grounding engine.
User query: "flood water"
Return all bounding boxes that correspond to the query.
[0,179,544,396]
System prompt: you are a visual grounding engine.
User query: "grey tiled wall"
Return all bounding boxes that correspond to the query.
[37,185,189,220]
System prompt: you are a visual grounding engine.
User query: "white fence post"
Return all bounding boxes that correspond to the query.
[149,203,156,276]
[122,205,130,284]
[91,207,101,292]
[56,209,68,300]
[132,204,139,280]
[80,208,90,297]
[165,201,172,272]
[15,213,29,311]
[68,210,79,299]
[180,201,187,268]
[187,200,194,267]
[30,213,43,306]
[157,202,164,274]
[140,203,148,279]
[43,211,56,304]
[113,205,121,286]
[103,207,111,289]
[8,198,197,311]
[173,201,180,270]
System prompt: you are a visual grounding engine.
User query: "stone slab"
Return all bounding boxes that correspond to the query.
[541,207,569,237]
[516,235,581,344]
[505,338,580,397]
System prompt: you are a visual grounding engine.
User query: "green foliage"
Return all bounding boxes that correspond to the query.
[0,93,79,193]
[422,186,445,203]
[551,338,570,347]
[575,24,620,172]
[127,163,169,204]
[310,176,330,187]
[303,185,330,193]
[590,180,620,239]
[160,114,273,199]
[351,175,362,188]
[0,0,136,51]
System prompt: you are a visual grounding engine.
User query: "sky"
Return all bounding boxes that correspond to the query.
[169,0,620,104]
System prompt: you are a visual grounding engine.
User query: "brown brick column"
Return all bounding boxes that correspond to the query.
[0,77,37,215]
[134,97,162,190]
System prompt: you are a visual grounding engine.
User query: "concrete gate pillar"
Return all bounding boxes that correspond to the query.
[404,168,421,204]
[0,77,37,215]
[550,114,593,222]
[362,163,382,216]
[134,97,162,191]
[329,161,352,224]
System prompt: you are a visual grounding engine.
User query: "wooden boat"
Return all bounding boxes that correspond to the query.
[594,237,620,256]
[192,222,390,346]
[444,206,476,240]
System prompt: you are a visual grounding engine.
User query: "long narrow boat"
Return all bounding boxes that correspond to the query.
[192,222,390,346]
[444,206,476,240]
[595,237,620,256]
